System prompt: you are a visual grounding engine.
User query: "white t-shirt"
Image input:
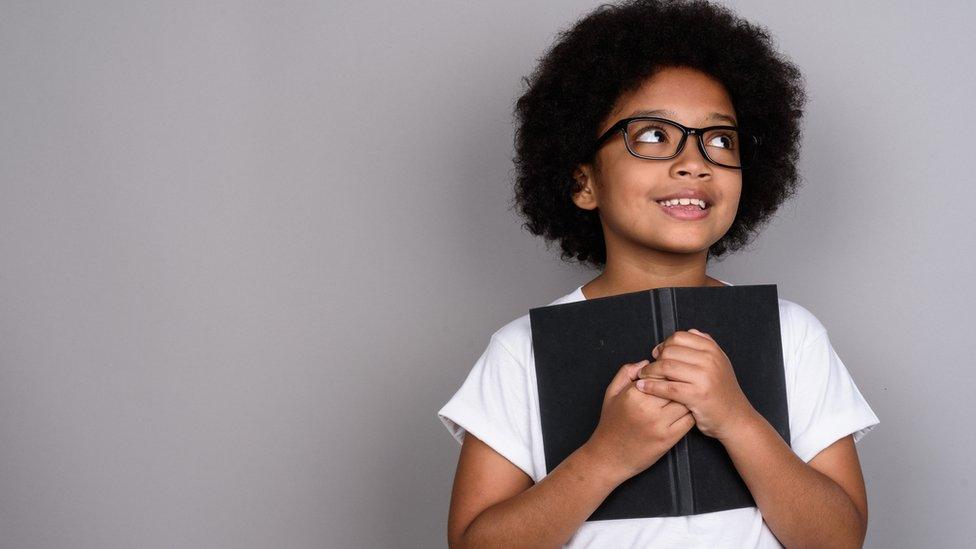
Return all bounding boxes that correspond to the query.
[437,280,880,548]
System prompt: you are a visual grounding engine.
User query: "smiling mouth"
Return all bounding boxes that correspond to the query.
[656,201,711,220]
[655,198,709,210]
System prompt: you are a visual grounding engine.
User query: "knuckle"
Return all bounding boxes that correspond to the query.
[638,395,658,411]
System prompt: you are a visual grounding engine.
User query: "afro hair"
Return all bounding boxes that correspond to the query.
[511,0,807,268]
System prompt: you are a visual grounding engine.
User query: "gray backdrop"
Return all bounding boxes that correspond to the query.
[1,1,972,547]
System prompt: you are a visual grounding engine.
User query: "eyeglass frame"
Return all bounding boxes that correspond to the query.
[587,116,761,170]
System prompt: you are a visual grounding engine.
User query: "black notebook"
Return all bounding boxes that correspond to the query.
[528,284,790,520]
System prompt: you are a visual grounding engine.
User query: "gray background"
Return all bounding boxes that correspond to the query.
[1,0,972,547]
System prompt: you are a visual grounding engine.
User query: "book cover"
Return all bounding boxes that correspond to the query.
[528,284,789,520]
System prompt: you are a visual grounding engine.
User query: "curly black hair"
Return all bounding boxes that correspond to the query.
[511,0,806,268]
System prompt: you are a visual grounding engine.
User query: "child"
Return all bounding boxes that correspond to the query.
[436,0,880,547]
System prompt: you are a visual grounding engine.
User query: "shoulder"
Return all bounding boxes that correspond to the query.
[487,313,533,367]
[776,296,831,362]
[485,287,579,367]
[486,291,830,357]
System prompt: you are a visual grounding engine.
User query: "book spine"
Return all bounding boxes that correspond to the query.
[655,288,695,516]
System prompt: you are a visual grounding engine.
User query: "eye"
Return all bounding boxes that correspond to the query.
[707,133,737,149]
[633,125,670,144]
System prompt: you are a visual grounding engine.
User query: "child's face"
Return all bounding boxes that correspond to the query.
[573,66,743,260]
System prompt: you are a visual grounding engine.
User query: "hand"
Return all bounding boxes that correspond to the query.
[585,359,697,484]
[635,329,757,442]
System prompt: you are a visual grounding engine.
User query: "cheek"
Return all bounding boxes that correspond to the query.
[607,167,661,205]
[611,184,658,225]
[714,180,742,214]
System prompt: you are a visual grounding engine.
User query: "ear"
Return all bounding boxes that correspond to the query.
[571,164,599,211]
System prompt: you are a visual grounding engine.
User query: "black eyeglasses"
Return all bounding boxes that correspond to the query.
[588,116,760,169]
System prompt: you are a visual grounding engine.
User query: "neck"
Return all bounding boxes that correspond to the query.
[581,248,721,300]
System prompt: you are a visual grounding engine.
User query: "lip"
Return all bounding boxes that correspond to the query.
[656,201,711,220]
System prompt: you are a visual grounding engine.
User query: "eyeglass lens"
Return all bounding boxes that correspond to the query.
[626,119,742,168]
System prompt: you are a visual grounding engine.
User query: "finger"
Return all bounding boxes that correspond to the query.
[652,346,710,369]
[626,383,673,406]
[607,360,649,397]
[660,400,690,418]
[639,357,698,383]
[654,331,713,357]
[636,359,668,380]
[647,395,689,412]
[668,411,696,431]
[650,331,682,359]
[636,377,691,402]
[689,328,715,341]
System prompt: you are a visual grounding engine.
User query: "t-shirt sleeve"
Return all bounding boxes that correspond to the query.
[789,328,881,463]
[436,335,534,478]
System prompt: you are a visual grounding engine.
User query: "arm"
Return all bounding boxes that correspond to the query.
[637,329,872,548]
[448,433,624,549]
[720,410,868,549]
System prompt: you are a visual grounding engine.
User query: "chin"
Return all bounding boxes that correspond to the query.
[652,241,712,255]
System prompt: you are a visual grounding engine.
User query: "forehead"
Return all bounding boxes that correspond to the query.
[604,66,737,129]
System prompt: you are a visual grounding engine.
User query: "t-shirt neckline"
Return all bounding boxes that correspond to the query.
[573,278,733,301]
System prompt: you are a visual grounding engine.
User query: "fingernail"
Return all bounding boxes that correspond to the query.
[636,380,645,390]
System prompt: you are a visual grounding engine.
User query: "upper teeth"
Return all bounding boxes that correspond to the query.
[657,198,708,209]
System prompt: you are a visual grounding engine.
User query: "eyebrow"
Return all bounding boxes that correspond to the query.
[627,109,738,126]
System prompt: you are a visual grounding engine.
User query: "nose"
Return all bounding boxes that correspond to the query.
[671,132,712,179]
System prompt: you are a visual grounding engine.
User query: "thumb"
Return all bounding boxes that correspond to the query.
[607,359,649,397]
